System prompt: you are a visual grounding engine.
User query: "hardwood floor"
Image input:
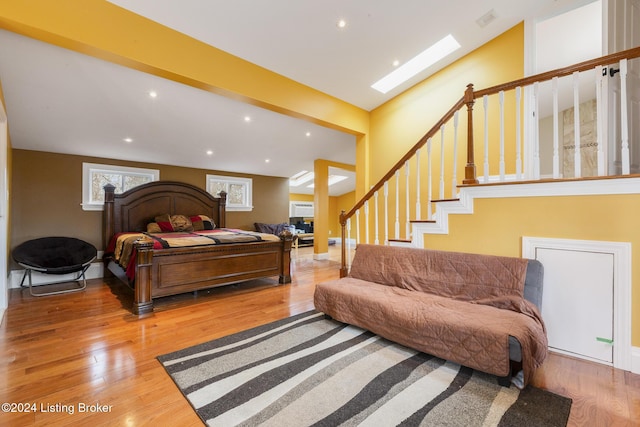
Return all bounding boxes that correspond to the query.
[1,246,638,426]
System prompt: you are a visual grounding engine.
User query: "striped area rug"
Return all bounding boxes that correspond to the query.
[158,311,571,427]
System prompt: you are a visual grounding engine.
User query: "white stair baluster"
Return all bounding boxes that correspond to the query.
[483,95,489,183]
[439,125,445,199]
[346,218,352,270]
[499,90,505,181]
[364,200,370,244]
[451,111,459,196]
[394,170,400,239]
[374,191,379,245]
[516,86,522,180]
[620,59,630,175]
[596,65,605,176]
[427,138,433,220]
[415,149,421,220]
[552,77,560,178]
[534,82,541,179]
[573,71,581,178]
[355,209,360,245]
[405,161,410,239]
[383,182,389,244]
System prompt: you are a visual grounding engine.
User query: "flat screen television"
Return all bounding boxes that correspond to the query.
[289,217,313,233]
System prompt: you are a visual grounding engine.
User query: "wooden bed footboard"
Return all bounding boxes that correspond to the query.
[131,234,292,315]
[103,181,293,315]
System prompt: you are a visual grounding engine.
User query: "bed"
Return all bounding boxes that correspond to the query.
[102,181,293,315]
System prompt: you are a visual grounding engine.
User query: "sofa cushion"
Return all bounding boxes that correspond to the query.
[314,277,547,384]
[348,244,529,302]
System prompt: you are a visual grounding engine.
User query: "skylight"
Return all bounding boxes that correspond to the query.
[371,34,461,94]
[307,175,348,188]
[289,171,314,187]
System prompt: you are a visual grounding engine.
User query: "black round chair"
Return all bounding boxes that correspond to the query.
[12,237,97,297]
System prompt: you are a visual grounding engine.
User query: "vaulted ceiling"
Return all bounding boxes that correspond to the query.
[0,0,591,195]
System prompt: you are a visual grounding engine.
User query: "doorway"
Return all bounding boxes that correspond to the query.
[523,237,632,370]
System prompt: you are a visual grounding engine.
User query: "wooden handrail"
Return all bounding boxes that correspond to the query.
[341,96,465,224]
[474,45,640,99]
[340,45,640,276]
[343,45,640,217]
[339,96,464,277]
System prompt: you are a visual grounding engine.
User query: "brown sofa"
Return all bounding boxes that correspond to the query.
[314,244,548,387]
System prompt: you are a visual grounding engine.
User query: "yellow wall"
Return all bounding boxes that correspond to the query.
[361,25,525,241]
[11,150,289,258]
[333,191,356,238]
[364,23,640,347]
[289,194,315,203]
[423,194,640,346]
[369,24,525,187]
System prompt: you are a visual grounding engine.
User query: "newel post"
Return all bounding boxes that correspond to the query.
[463,84,479,184]
[340,210,348,278]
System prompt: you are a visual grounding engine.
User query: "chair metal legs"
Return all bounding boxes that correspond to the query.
[19,264,90,297]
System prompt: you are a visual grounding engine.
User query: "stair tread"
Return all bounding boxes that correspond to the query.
[431,198,460,203]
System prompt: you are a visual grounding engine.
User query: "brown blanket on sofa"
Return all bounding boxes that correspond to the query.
[349,244,530,301]
[315,245,547,386]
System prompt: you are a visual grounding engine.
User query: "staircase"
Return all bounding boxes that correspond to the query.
[340,46,640,276]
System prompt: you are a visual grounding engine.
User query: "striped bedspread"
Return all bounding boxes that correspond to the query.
[108,229,280,281]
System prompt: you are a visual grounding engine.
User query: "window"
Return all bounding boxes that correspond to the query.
[206,174,253,211]
[82,163,159,211]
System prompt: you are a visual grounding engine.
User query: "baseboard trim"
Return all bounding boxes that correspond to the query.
[9,262,104,289]
[632,346,640,375]
[313,252,330,261]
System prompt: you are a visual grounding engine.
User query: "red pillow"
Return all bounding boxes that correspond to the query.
[190,215,215,231]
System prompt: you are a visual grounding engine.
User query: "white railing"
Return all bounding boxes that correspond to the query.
[340,47,640,276]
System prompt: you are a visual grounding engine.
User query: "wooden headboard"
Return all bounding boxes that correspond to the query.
[103,181,227,248]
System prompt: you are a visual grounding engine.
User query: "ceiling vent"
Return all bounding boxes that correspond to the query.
[476,9,497,28]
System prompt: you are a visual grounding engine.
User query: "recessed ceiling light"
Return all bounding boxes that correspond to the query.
[392,60,400,67]
[148,90,158,98]
[206,150,213,156]
[265,159,270,163]
[337,19,347,29]
[244,116,251,122]
[306,132,311,137]
[123,137,133,143]
[371,34,461,94]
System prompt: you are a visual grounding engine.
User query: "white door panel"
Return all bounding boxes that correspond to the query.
[536,248,614,363]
